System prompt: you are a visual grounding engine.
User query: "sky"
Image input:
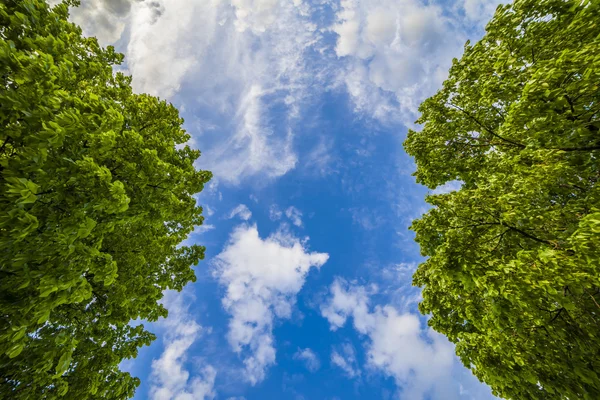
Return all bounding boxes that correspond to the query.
[61,0,504,399]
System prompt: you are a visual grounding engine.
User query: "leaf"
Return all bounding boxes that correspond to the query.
[54,350,73,377]
[6,343,24,358]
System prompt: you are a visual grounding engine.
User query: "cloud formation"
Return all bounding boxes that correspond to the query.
[293,348,321,372]
[123,0,321,183]
[51,0,137,44]
[214,225,328,384]
[321,279,491,400]
[63,0,497,184]
[331,342,361,378]
[269,205,283,221]
[149,291,216,400]
[285,206,303,227]
[331,0,467,122]
[228,204,253,221]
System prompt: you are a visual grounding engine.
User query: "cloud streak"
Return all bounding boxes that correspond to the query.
[331,343,361,378]
[228,204,253,221]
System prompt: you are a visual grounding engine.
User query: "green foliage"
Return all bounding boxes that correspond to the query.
[404,0,600,398]
[0,0,211,398]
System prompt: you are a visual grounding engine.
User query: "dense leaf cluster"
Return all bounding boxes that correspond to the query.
[0,0,211,398]
[405,0,600,398]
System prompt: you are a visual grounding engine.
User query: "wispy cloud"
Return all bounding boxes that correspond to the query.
[64,0,497,186]
[149,291,216,400]
[213,225,329,384]
[331,343,361,378]
[66,0,328,184]
[228,204,253,221]
[293,348,321,372]
[269,205,283,221]
[285,206,303,227]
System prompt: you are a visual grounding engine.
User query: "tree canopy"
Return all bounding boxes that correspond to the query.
[0,0,211,398]
[404,0,600,398]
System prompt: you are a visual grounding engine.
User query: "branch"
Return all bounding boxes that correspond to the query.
[449,222,500,229]
[549,308,564,323]
[447,103,526,148]
[491,229,511,252]
[0,136,11,153]
[505,225,555,246]
[586,289,600,309]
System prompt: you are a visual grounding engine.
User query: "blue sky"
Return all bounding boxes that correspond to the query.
[63,0,504,398]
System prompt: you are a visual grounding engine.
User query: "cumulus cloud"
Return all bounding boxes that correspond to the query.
[52,0,137,44]
[228,204,253,221]
[331,343,360,378]
[122,0,323,183]
[126,0,205,99]
[63,0,498,184]
[231,0,281,34]
[285,206,303,227]
[321,279,492,400]
[213,225,329,384]
[58,0,324,184]
[331,0,490,123]
[149,291,216,400]
[293,348,321,372]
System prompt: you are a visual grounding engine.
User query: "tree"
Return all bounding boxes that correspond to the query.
[0,1,212,398]
[404,0,600,398]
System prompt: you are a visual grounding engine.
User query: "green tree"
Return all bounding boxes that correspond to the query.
[404,0,600,398]
[0,0,211,398]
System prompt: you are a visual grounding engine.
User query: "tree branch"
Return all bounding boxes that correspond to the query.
[447,103,525,148]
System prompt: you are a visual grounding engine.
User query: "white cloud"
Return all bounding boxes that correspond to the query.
[285,206,303,227]
[330,0,492,123]
[293,348,321,372]
[126,0,204,99]
[269,205,283,221]
[331,343,360,378]
[231,0,281,34]
[321,279,492,400]
[63,0,499,185]
[205,205,216,217]
[205,179,223,202]
[461,0,504,23]
[149,291,216,400]
[213,225,329,384]
[228,204,253,221]
[56,0,135,44]
[431,180,463,195]
[303,138,338,177]
[62,0,324,184]
[122,0,322,183]
[192,224,216,235]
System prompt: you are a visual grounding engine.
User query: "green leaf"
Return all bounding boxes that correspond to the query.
[55,350,72,377]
